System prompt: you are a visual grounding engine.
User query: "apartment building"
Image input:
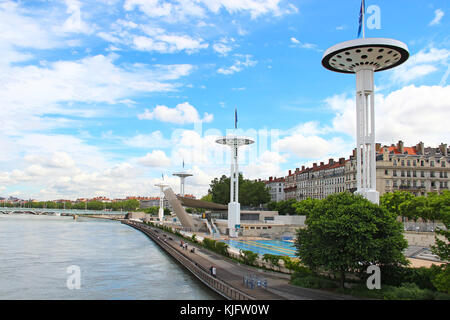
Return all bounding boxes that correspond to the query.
[346,141,450,197]
[265,176,285,202]
[271,141,450,202]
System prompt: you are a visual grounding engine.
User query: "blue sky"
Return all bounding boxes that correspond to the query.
[0,0,449,200]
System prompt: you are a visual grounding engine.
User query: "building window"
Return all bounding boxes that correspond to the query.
[421,171,425,178]
[413,160,417,166]
[441,161,446,168]
[401,171,405,177]
[407,160,411,166]
[393,160,397,166]
[385,170,389,175]
[401,160,405,166]
[431,161,435,167]
[431,172,435,178]
[421,160,424,167]
[413,171,417,177]
[393,170,397,177]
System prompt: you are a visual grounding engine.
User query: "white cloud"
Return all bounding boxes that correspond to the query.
[124,0,298,21]
[325,85,450,147]
[213,43,232,56]
[62,0,92,34]
[290,37,320,51]
[133,34,209,54]
[390,47,450,84]
[124,131,171,148]
[429,9,444,26]
[217,54,257,75]
[275,133,345,159]
[138,102,214,124]
[137,150,171,167]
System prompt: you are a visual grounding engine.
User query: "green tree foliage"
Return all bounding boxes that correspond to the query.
[239,250,259,266]
[267,198,297,215]
[431,191,450,262]
[296,192,409,288]
[292,198,320,216]
[208,174,270,207]
[200,194,213,202]
[380,191,414,219]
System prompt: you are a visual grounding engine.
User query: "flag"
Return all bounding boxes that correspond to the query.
[182,159,185,169]
[358,0,365,38]
[234,107,238,129]
[162,173,164,180]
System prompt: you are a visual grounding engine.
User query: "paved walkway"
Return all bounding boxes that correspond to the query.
[126,221,358,300]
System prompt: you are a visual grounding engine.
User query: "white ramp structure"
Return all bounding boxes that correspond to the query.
[154,182,169,221]
[322,38,409,204]
[216,136,254,237]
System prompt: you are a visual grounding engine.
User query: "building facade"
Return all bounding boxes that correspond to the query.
[271,141,450,202]
[346,141,450,197]
[265,177,285,202]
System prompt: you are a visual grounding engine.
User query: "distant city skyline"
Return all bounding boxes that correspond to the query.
[0,0,449,200]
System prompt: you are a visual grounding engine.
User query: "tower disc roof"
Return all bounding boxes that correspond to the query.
[322,38,409,74]
[216,136,254,146]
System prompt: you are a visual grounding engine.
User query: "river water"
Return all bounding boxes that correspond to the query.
[0,214,220,300]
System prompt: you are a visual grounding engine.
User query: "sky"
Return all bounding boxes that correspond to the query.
[0,0,449,201]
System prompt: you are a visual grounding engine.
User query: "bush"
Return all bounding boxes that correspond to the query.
[291,272,338,289]
[262,254,281,268]
[240,250,259,266]
[383,283,435,300]
[201,238,229,257]
[380,265,439,290]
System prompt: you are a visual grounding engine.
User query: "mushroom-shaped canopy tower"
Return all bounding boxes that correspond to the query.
[322,38,409,74]
[173,172,193,197]
[216,135,254,237]
[322,38,409,204]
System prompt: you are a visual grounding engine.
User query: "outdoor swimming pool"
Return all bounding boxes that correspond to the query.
[223,239,297,257]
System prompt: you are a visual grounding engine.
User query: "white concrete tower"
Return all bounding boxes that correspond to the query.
[172,173,193,197]
[154,182,169,221]
[322,38,409,204]
[216,136,254,237]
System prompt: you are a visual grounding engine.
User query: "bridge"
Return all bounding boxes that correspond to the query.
[0,207,126,218]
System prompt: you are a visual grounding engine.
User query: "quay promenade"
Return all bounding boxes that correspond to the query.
[123,221,358,300]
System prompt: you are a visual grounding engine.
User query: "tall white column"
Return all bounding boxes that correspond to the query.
[355,67,379,204]
[228,142,240,238]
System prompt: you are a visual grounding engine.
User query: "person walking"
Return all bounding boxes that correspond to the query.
[212,266,217,278]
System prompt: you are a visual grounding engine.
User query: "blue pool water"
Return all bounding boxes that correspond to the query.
[223,239,297,257]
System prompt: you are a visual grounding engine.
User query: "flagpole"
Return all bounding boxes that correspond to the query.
[362,0,365,39]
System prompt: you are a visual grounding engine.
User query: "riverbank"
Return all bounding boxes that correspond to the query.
[123,220,358,300]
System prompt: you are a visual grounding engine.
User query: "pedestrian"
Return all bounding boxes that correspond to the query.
[209,266,213,276]
[212,266,217,278]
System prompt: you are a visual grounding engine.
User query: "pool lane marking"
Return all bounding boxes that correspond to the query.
[227,240,296,255]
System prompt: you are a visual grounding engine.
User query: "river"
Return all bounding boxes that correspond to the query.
[0,214,220,300]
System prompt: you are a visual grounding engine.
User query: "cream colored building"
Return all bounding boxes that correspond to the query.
[346,141,450,197]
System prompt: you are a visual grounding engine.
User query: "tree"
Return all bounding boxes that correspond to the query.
[296,192,409,288]
[292,198,320,216]
[208,174,270,207]
[267,198,298,215]
[380,191,414,220]
[201,194,213,202]
[431,191,450,262]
